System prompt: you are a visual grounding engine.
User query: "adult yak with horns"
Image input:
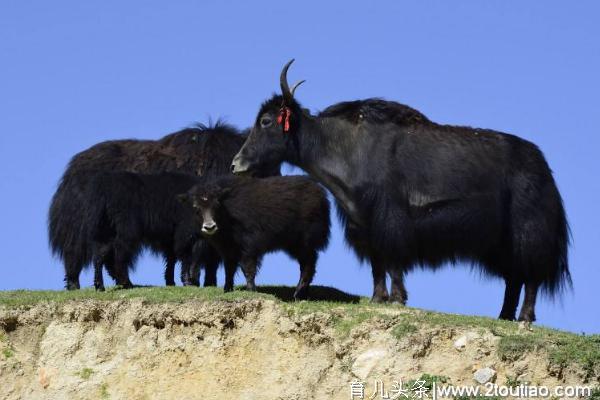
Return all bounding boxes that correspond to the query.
[231,60,570,322]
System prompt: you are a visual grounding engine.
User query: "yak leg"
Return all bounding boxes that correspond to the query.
[223,260,237,293]
[294,252,317,301]
[371,256,389,303]
[93,254,105,292]
[164,254,177,286]
[203,255,219,287]
[64,252,81,290]
[518,282,539,322]
[112,244,134,289]
[240,256,258,292]
[388,268,408,305]
[498,278,523,321]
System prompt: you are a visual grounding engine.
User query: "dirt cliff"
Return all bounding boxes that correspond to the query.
[0,287,598,399]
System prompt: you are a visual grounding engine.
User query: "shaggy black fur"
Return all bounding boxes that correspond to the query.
[85,172,208,291]
[49,122,278,289]
[232,83,570,322]
[180,176,331,300]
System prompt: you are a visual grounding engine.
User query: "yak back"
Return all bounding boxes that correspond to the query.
[215,175,330,251]
[88,172,204,245]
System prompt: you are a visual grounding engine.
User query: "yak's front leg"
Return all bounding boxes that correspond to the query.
[93,255,105,292]
[240,256,258,292]
[164,254,176,286]
[223,259,237,293]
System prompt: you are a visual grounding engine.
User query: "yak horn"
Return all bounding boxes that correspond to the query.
[291,80,306,96]
[280,59,295,104]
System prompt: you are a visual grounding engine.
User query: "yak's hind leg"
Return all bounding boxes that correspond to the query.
[371,255,389,303]
[498,278,523,321]
[92,243,112,292]
[112,243,135,289]
[518,282,539,322]
[63,251,82,290]
[240,256,258,292]
[388,268,408,305]
[294,251,317,301]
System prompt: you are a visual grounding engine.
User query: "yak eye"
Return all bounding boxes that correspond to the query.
[192,202,199,209]
[260,116,273,128]
[201,196,208,201]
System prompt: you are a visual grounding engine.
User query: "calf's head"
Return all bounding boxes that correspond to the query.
[178,184,231,236]
[232,59,306,175]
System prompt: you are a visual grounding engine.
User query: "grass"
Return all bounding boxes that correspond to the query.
[2,348,14,359]
[0,286,273,308]
[405,373,450,390]
[0,285,598,374]
[77,368,94,380]
[390,317,418,339]
[505,374,523,387]
[99,383,109,399]
[588,387,600,400]
[497,334,544,362]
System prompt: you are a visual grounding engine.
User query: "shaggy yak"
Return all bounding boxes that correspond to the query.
[86,172,211,291]
[231,60,570,322]
[178,176,331,300]
[49,122,279,290]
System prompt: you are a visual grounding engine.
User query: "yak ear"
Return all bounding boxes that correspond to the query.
[176,193,189,204]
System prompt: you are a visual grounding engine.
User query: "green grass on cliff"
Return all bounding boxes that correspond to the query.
[0,285,598,375]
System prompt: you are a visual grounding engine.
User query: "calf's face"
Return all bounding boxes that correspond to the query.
[178,185,230,236]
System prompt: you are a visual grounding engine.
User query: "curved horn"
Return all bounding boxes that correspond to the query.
[280,59,295,104]
[290,80,306,97]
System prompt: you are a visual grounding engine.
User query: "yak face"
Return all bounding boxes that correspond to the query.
[232,59,306,176]
[232,96,294,176]
[179,184,230,236]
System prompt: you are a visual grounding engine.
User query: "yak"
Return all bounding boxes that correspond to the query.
[231,60,570,322]
[86,172,211,291]
[49,122,279,290]
[179,176,331,300]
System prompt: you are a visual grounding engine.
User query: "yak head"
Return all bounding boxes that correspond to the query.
[178,184,231,236]
[232,59,307,175]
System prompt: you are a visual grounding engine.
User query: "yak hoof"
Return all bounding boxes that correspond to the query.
[498,313,516,321]
[389,296,406,305]
[65,281,80,291]
[95,286,105,292]
[223,285,234,293]
[371,293,389,303]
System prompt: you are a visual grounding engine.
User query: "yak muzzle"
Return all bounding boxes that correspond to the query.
[202,221,218,235]
[231,154,250,175]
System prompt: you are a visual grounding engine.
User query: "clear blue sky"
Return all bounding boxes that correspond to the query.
[1,1,598,333]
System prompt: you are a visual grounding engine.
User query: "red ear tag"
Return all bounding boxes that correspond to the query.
[277,106,292,132]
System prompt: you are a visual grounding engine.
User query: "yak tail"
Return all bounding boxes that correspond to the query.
[540,185,572,298]
[48,173,93,276]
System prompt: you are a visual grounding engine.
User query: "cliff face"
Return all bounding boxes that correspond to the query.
[0,289,598,400]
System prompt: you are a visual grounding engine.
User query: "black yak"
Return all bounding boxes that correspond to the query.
[231,60,570,322]
[87,172,208,291]
[49,122,279,290]
[179,176,331,300]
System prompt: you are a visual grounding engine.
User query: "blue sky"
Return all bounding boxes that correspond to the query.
[1,1,598,333]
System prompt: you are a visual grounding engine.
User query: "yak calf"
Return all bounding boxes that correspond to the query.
[179,176,330,300]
